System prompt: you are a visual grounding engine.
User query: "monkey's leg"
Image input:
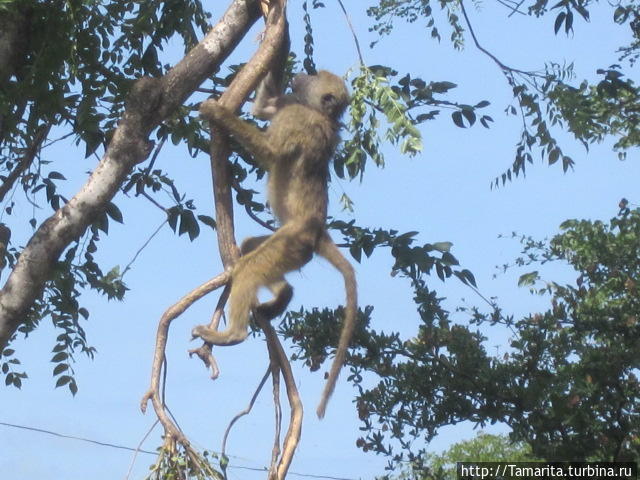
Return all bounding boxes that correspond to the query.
[315,232,358,418]
[256,279,293,319]
[239,235,271,255]
[191,221,320,346]
[231,219,321,324]
[191,272,260,346]
[241,235,293,319]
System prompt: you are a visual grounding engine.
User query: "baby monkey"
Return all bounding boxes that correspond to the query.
[195,70,357,418]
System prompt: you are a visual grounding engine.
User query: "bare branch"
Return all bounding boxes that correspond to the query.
[459,0,536,77]
[269,359,283,475]
[336,0,365,65]
[140,271,230,445]
[258,313,303,480]
[206,0,289,268]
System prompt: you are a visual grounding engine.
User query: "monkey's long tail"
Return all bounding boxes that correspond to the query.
[316,235,358,419]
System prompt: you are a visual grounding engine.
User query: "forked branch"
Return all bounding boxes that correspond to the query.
[140,271,229,445]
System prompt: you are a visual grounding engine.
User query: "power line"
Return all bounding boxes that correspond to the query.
[0,421,158,455]
[0,421,359,480]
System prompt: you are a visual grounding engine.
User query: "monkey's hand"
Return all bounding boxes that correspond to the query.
[200,99,230,125]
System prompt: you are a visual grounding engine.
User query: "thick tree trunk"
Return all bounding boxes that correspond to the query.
[0,0,261,351]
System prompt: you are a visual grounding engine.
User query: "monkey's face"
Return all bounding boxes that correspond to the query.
[291,70,350,121]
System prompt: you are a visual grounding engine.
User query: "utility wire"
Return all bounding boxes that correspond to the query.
[0,421,359,480]
[0,421,158,455]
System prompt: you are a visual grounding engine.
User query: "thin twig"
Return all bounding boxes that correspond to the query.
[122,219,168,277]
[140,190,168,212]
[232,178,276,231]
[504,0,527,17]
[0,125,50,204]
[142,136,167,179]
[221,366,271,457]
[335,0,365,65]
[125,419,160,480]
[459,0,536,76]
[42,130,74,148]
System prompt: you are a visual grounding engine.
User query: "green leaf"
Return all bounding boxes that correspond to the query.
[432,241,453,253]
[48,171,67,180]
[55,375,71,387]
[431,81,457,93]
[565,10,573,33]
[441,252,459,266]
[105,202,123,223]
[518,271,539,287]
[461,109,476,126]
[452,111,465,128]
[197,215,217,230]
[179,210,200,241]
[350,245,362,262]
[461,269,477,287]
[435,263,445,281]
[554,12,566,34]
[167,207,179,231]
[94,211,109,234]
[51,352,69,362]
[53,363,69,375]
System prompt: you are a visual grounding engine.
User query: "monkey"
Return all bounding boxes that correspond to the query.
[195,70,357,418]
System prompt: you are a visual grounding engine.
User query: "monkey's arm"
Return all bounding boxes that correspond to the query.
[252,19,291,120]
[200,100,278,168]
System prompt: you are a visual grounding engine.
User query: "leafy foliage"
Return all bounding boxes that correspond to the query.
[146,445,223,480]
[337,65,491,178]
[311,205,640,469]
[364,0,639,185]
[367,0,465,47]
[0,0,218,389]
[547,68,640,155]
[392,433,536,480]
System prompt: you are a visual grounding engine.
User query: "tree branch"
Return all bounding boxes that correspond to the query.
[205,0,288,268]
[0,124,50,204]
[0,0,262,351]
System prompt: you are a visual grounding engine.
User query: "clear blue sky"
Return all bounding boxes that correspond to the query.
[1,1,638,479]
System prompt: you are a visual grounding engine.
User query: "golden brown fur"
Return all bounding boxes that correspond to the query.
[195,70,357,418]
